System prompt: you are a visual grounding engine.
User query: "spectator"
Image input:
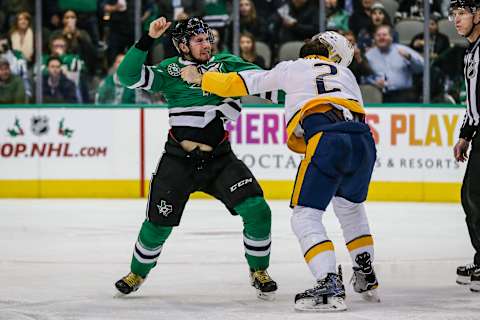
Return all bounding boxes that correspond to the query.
[253,0,284,19]
[211,28,229,54]
[42,34,89,102]
[202,0,230,31]
[349,0,374,37]
[9,11,33,63]
[42,56,78,103]
[50,10,96,73]
[57,0,101,48]
[365,25,424,102]
[343,30,374,83]
[96,53,137,104]
[145,0,205,59]
[410,14,450,60]
[151,0,204,22]
[0,58,26,104]
[397,0,445,19]
[240,32,266,69]
[102,0,135,65]
[326,0,350,32]
[0,0,31,34]
[239,0,268,41]
[357,2,398,52]
[410,14,451,103]
[273,0,319,45]
[0,34,31,99]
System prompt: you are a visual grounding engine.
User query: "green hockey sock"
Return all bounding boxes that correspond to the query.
[235,197,272,271]
[130,220,173,278]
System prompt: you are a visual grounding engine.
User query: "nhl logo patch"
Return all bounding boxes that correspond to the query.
[167,63,181,77]
[467,60,478,79]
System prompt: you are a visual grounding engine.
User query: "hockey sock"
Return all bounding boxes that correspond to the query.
[332,197,374,267]
[291,205,337,280]
[235,196,272,271]
[130,220,173,278]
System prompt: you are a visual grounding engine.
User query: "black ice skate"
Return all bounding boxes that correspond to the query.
[250,269,277,300]
[456,263,479,285]
[115,272,144,296]
[351,252,380,302]
[470,268,480,292]
[294,273,347,312]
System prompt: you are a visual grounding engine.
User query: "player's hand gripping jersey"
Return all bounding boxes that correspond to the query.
[202,56,366,153]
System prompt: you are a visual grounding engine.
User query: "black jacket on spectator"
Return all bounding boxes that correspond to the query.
[348,5,371,37]
[228,16,269,47]
[155,0,205,21]
[410,32,451,57]
[272,0,319,45]
[102,0,135,65]
[42,73,78,103]
[398,0,444,17]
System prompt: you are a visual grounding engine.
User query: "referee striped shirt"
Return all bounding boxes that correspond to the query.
[461,36,480,140]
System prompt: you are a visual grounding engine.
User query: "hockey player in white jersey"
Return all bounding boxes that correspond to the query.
[181,31,379,312]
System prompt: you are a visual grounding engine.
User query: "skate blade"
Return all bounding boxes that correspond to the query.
[361,289,380,303]
[294,297,347,312]
[113,290,128,298]
[456,275,471,285]
[256,290,276,301]
[470,282,480,293]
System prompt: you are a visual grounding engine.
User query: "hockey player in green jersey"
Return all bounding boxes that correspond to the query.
[114,16,277,300]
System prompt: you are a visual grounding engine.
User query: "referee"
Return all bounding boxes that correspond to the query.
[451,0,480,293]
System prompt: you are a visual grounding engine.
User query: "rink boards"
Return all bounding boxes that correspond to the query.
[0,104,467,201]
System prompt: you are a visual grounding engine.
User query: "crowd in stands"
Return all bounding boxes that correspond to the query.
[0,0,466,104]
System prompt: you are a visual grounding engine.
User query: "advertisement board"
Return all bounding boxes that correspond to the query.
[0,105,467,201]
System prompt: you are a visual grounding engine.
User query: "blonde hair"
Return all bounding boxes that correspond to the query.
[10,11,32,34]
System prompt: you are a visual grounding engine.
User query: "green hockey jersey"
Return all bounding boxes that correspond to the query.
[117,46,261,128]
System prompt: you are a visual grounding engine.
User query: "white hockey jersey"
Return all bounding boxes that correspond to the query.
[237,56,365,153]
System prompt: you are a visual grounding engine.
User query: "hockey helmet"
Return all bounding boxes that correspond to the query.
[171,17,214,53]
[449,0,480,20]
[311,31,354,67]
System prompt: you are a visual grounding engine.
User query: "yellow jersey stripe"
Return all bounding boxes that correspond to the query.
[346,235,374,252]
[286,97,365,153]
[201,72,248,97]
[291,132,322,206]
[304,241,335,263]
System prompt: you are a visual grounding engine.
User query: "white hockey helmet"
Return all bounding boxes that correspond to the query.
[311,31,354,67]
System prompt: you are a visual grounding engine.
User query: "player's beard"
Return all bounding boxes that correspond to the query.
[193,49,211,64]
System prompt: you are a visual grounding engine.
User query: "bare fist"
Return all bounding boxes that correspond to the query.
[181,65,202,85]
[149,17,172,39]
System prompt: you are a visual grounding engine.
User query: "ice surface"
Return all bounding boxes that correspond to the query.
[0,199,478,320]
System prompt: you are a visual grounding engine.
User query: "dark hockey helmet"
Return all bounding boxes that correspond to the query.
[171,17,214,53]
[449,0,480,19]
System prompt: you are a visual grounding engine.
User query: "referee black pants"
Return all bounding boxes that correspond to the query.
[461,134,480,265]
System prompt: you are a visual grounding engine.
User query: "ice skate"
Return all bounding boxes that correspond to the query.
[470,268,480,292]
[250,269,277,300]
[456,263,479,285]
[351,252,380,302]
[294,273,347,312]
[114,272,144,296]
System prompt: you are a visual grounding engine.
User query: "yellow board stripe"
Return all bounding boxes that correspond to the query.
[290,132,323,206]
[304,241,335,263]
[346,235,374,252]
[0,180,462,202]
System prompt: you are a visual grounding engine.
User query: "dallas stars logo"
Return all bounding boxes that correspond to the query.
[7,118,24,137]
[157,200,173,217]
[198,62,222,74]
[58,118,74,138]
[167,63,181,77]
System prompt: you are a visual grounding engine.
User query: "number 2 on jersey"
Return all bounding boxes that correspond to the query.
[314,63,340,94]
